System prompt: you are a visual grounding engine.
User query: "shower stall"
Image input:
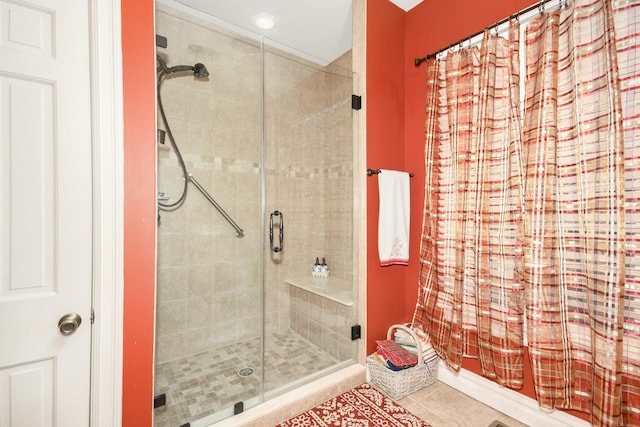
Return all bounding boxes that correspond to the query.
[154,2,359,426]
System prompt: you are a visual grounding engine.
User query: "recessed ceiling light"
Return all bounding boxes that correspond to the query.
[253,13,275,30]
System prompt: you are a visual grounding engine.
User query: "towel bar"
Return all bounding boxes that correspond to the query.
[367,168,414,177]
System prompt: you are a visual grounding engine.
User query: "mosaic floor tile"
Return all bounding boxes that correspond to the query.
[154,329,339,427]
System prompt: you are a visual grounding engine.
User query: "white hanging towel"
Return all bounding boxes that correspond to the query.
[377,169,410,266]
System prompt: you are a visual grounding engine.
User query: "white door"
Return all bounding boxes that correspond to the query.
[0,0,93,425]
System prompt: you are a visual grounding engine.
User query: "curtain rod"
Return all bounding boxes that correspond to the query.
[414,0,566,67]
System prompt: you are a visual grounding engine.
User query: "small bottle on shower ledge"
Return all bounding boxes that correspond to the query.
[312,257,329,278]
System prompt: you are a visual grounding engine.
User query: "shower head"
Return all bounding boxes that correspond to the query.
[156,55,209,79]
[193,63,209,78]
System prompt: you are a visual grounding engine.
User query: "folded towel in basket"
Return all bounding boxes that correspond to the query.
[376,339,418,369]
[401,344,437,359]
[391,324,439,363]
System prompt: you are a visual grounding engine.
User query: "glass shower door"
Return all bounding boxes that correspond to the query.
[262,46,359,397]
[154,3,358,426]
[154,4,265,426]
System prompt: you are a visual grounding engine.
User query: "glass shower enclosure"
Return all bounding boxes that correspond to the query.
[154,3,359,426]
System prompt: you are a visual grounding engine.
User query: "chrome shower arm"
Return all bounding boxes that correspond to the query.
[188,174,244,238]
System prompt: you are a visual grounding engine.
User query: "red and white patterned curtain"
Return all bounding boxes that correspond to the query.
[413,1,640,425]
[412,21,526,389]
[523,1,639,425]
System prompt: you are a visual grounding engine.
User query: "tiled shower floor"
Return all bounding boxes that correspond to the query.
[153,329,339,427]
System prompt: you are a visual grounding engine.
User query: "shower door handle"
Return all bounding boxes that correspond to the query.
[270,210,283,252]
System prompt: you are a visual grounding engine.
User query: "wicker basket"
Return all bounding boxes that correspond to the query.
[367,324,438,400]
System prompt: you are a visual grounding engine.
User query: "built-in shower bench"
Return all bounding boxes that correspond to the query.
[285,276,353,307]
[285,276,355,360]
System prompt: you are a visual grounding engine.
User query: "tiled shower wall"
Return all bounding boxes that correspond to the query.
[265,50,356,360]
[155,4,355,365]
[155,4,263,364]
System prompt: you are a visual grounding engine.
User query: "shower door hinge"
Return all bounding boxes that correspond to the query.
[352,94,362,110]
[156,34,168,48]
[351,324,361,341]
[90,308,95,324]
[234,401,244,415]
[153,393,166,409]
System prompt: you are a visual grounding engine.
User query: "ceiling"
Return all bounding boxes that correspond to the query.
[166,0,424,66]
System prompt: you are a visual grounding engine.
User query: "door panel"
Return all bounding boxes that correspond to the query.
[2,76,55,297]
[0,0,92,425]
[0,359,54,427]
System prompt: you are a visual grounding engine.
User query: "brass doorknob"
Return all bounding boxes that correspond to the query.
[58,313,82,336]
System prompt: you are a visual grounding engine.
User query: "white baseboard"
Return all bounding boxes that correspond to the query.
[437,361,590,427]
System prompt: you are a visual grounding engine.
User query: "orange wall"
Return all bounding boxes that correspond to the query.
[121,0,156,425]
[366,0,409,354]
[365,0,536,353]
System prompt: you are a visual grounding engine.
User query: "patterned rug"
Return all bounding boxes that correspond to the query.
[276,383,432,427]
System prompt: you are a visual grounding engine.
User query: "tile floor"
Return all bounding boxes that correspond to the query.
[153,329,340,427]
[397,381,529,427]
[154,329,527,427]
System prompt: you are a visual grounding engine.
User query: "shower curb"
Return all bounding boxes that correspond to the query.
[211,363,366,427]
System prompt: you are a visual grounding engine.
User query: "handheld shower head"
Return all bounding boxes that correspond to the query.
[193,63,209,78]
[156,56,209,79]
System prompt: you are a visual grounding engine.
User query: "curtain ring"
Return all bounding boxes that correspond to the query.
[539,0,545,14]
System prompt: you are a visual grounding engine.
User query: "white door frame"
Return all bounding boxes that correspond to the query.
[89,0,125,425]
